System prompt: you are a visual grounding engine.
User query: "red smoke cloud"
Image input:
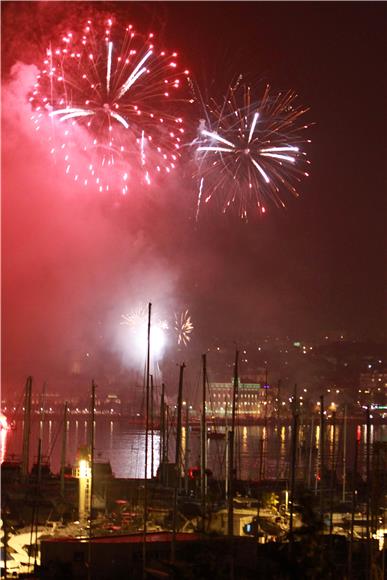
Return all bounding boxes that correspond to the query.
[2,62,180,394]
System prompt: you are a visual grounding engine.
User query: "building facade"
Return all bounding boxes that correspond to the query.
[207,379,272,417]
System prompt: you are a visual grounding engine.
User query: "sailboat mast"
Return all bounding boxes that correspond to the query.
[348,426,360,578]
[184,404,190,493]
[365,406,371,576]
[307,414,315,489]
[201,353,207,530]
[150,374,154,478]
[319,395,325,517]
[227,350,239,537]
[60,402,68,497]
[342,404,347,502]
[329,411,337,535]
[88,380,96,580]
[175,363,185,474]
[33,438,42,572]
[90,381,96,523]
[172,363,185,564]
[289,384,298,539]
[21,376,33,481]
[38,383,46,483]
[160,382,166,464]
[143,302,152,579]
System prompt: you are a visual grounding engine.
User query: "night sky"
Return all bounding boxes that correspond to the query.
[2,1,386,393]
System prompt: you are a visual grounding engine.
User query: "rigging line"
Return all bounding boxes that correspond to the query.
[46,420,62,463]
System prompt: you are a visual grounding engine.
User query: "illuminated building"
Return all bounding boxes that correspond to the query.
[208,379,272,417]
[358,370,387,406]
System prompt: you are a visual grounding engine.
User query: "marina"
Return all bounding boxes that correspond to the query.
[1,368,386,579]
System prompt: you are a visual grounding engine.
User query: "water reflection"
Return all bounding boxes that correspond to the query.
[2,418,386,482]
[241,426,248,451]
[0,428,8,463]
[315,425,320,449]
[109,421,114,451]
[48,419,52,452]
[182,426,187,456]
[74,420,79,456]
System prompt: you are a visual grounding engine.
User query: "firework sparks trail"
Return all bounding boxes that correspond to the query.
[247,111,259,143]
[106,41,113,94]
[195,176,204,222]
[174,309,194,346]
[30,17,190,194]
[194,81,311,219]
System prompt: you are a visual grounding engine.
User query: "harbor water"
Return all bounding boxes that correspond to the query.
[2,416,385,483]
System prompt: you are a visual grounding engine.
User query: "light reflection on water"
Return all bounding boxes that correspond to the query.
[0,428,7,463]
[1,418,386,483]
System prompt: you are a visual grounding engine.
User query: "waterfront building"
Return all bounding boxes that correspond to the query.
[207,377,273,418]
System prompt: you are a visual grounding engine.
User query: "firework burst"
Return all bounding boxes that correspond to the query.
[121,304,194,354]
[121,305,169,360]
[121,304,148,328]
[29,17,189,193]
[194,80,311,220]
[174,309,194,346]
[121,305,169,332]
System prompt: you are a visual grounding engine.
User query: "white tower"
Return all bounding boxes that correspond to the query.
[73,450,91,526]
